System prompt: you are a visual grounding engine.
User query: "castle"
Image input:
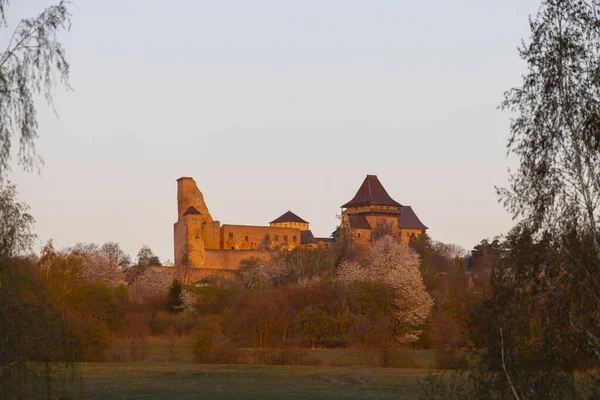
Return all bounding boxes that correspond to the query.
[174,175,427,270]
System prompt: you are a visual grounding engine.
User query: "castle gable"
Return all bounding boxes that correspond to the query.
[183,206,201,216]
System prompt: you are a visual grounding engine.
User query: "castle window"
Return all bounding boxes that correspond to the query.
[358,233,361,239]
[192,218,196,224]
[292,235,297,242]
[283,235,288,243]
[274,234,279,241]
[245,235,249,241]
[264,234,270,242]
[195,229,201,239]
[228,232,234,239]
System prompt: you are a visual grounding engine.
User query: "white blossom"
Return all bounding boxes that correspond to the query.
[240,258,296,289]
[337,260,367,283]
[78,253,119,285]
[130,268,171,302]
[337,235,434,340]
[296,275,321,288]
[175,289,197,317]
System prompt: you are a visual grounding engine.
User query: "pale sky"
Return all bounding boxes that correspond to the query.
[7,0,541,263]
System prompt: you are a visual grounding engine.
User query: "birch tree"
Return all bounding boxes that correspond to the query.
[0,0,71,179]
[499,0,600,376]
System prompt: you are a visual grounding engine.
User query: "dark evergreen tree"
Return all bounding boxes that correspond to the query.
[167,279,183,313]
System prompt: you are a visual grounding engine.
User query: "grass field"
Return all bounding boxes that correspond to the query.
[78,338,434,399]
[80,363,430,400]
[108,337,435,368]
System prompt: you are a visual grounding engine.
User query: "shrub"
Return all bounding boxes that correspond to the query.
[193,315,223,363]
[381,347,420,368]
[434,348,469,370]
[294,306,348,348]
[147,311,197,336]
[75,318,112,362]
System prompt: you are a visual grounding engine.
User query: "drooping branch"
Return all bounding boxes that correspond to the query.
[0,1,71,180]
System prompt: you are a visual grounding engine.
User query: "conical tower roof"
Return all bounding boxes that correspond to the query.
[342,175,401,208]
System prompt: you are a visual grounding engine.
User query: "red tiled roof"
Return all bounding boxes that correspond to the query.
[348,214,371,229]
[398,206,428,229]
[300,230,318,245]
[183,206,201,216]
[270,211,308,224]
[342,175,402,208]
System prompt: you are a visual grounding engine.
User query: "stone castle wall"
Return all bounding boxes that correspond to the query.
[221,224,301,250]
[204,249,270,270]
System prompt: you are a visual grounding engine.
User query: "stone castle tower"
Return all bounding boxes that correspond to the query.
[173,177,330,268]
[337,175,428,245]
[174,177,222,267]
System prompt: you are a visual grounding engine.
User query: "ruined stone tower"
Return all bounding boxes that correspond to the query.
[173,177,221,267]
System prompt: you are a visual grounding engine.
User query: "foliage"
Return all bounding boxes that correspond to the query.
[130,267,170,303]
[167,279,183,313]
[338,236,434,342]
[77,252,119,285]
[278,246,340,280]
[99,242,131,268]
[0,0,72,178]
[0,183,35,260]
[239,257,297,291]
[176,289,198,318]
[136,245,162,267]
[295,305,348,349]
[467,238,504,272]
[0,257,80,399]
[0,182,81,399]
[64,282,127,331]
[193,315,233,364]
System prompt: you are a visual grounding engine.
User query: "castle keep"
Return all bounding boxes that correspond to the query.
[174,175,427,270]
[337,175,428,245]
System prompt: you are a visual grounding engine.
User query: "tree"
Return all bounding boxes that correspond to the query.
[0,1,72,179]
[129,267,170,303]
[500,0,600,255]
[497,0,600,392]
[337,236,434,343]
[422,2,600,397]
[167,279,183,313]
[65,242,120,285]
[100,242,131,268]
[0,185,79,399]
[0,183,35,260]
[0,2,75,397]
[469,238,504,272]
[239,257,297,291]
[176,289,198,318]
[136,245,161,267]
[77,252,119,285]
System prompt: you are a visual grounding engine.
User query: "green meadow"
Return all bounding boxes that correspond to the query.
[78,338,435,399]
